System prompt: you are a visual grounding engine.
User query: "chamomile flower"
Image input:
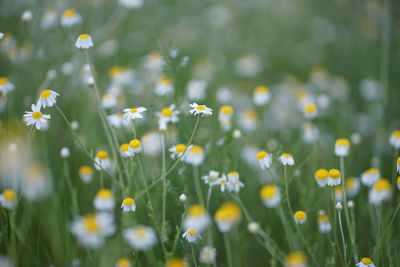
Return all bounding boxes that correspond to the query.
[23,104,51,130]
[157,104,180,131]
[369,178,392,205]
[0,189,17,210]
[0,77,15,96]
[94,189,115,211]
[79,165,94,183]
[260,184,280,208]
[294,211,307,224]
[94,150,111,170]
[123,107,147,121]
[214,202,242,232]
[129,139,142,154]
[183,204,210,232]
[185,145,205,166]
[119,0,143,9]
[389,130,400,149]
[218,105,234,123]
[61,9,82,27]
[303,103,318,119]
[108,113,130,129]
[238,109,258,132]
[41,8,57,30]
[182,228,201,243]
[115,258,132,267]
[397,157,400,173]
[361,168,380,186]
[317,214,332,233]
[279,153,294,166]
[335,138,350,157]
[216,174,228,192]
[346,177,360,197]
[202,170,220,185]
[22,162,52,200]
[199,246,216,264]
[121,197,136,212]
[187,79,207,101]
[256,150,272,169]
[334,187,343,202]
[37,89,59,108]
[165,258,189,267]
[102,93,117,108]
[75,34,94,49]
[120,143,132,158]
[253,85,271,106]
[356,258,375,267]
[70,213,115,248]
[301,122,318,143]
[227,171,244,192]
[155,76,174,96]
[142,131,162,157]
[169,143,190,160]
[189,103,213,116]
[123,225,157,250]
[285,251,308,267]
[327,169,341,186]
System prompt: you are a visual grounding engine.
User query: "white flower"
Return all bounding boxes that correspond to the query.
[156,104,179,131]
[369,178,392,205]
[335,138,350,157]
[256,151,272,169]
[108,113,130,128]
[185,145,205,166]
[302,122,318,143]
[294,211,307,224]
[317,215,332,233]
[79,165,93,183]
[183,205,210,232]
[94,189,115,211]
[155,76,174,96]
[314,169,328,187]
[227,171,244,192]
[218,105,234,123]
[327,169,341,186]
[389,130,400,149]
[119,0,143,9]
[182,228,201,243]
[202,170,220,185]
[0,77,15,96]
[60,147,70,158]
[123,107,146,121]
[94,150,111,170]
[279,153,294,166]
[356,258,375,267]
[199,246,216,264]
[123,225,157,250]
[37,89,59,108]
[189,103,213,116]
[121,198,136,212]
[303,103,318,119]
[120,143,132,158]
[0,189,17,210]
[260,184,280,208]
[102,93,117,108]
[129,139,142,155]
[216,175,228,192]
[75,34,94,49]
[169,143,190,160]
[361,168,380,186]
[61,9,82,27]
[253,86,270,106]
[187,80,207,101]
[23,104,51,130]
[41,8,57,30]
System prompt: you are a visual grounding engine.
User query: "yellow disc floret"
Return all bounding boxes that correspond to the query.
[129,139,141,148]
[123,197,135,206]
[3,189,16,201]
[256,151,267,160]
[260,184,277,199]
[40,89,51,99]
[328,169,341,179]
[294,211,306,220]
[187,204,206,217]
[220,105,233,114]
[32,112,43,119]
[161,107,173,117]
[315,169,328,180]
[96,150,108,159]
[97,189,112,199]
[214,202,241,222]
[373,178,391,191]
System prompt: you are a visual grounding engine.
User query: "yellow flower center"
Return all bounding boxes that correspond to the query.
[161,107,173,117]
[304,103,317,113]
[165,258,189,267]
[63,9,77,17]
[328,169,341,179]
[254,85,268,94]
[187,204,205,217]
[281,153,292,158]
[79,165,93,175]
[79,34,90,39]
[220,180,225,184]
[40,89,51,99]
[260,185,277,199]
[160,76,172,85]
[335,186,342,194]
[3,189,16,201]
[285,251,307,265]
[397,177,400,185]
[196,105,206,111]
[175,144,186,153]
[374,178,391,191]
[228,171,238,177]
[109,66,124,77]
[96,150,108,159]
[116,258,131,267]
[0,77,7,85]
[294,211,306,220]
[245,110,257,120]
[336,138,350,146]
[220,105,233,115]
[256,151,267,160]
[346,177,356,189]
[214,202,241,222]
[97,189,112,199]
[397,157,400,164]
[103,93,112,100]
[32,112,42,119]
[190,145,203,154]
[120,143,129,152]
[130,108,137,113]
[123,197,135,206]
[361,258,372,264]
[83,214,100,233]
[135,226,147,238]
[318,215,329,223]
[392,130,400,138]
[366,168,379,175]
[129,139,141,148]
[187,228,198,236]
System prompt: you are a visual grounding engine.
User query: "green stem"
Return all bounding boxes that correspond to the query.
[193,166,204,205]
[160,133,167,257]
[223,234,233,267]
[191,243,198,267]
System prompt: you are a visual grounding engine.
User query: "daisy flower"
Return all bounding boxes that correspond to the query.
[123,107,146,121]
[102,93,117,108]
[361,168,380,186]
[202,170,220,185]
[75,34,94,49]
[227,171,244,192]
[120,143,132,158]
[397,157,400,173]
[70,213,115,248]
[0,189,17,210]
[121,197,136,212]
[187,79,207,101]
[279,153,294,166]
[183,204,210,232]
[199,246,216,264]
[317,214,332,233]
[389,130,400,149]
[169,143,190,160]
[260,184,280,208]
[253,85,271,106]
[155,76,174,96]
[119,0,143,9]
[79,165,93,183]
[327,169,341,186]
[94,150,111,170]
[185,145,205,166]
[346,177,360,197]
[238,109,258,132]
[165,258,189,267]
[294,211,307,224]
[22,162,52,200]
[123,225,157,251]
[369,178,392,205]
[94,189,115,211]
[334,187,343,202]
[182,228,201,243]
[335,138,350,157]
[108,113,130,129]
[214,202,242,232]
[301,122,318,143]
[285,251,308,267]
[0,77,15,96]
[303,103,317,119]
[218,105,234,123]
[23,104,51,130]
[256,150,272,169]
[189,103,213,116]
[356,258,375,267]
[61,9,82,27]
[157,104,179,131]
[215,174,228,192]
[37,89,59,108]
[115,258,132,267]
[129,139,142,155]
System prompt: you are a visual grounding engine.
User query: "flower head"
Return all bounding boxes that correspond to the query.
[285,251,308,267]
[314,168,329,187]
[199,246,216,264]
[182,228,201,243]
[183,204,210,232]
[185,145,205,166]
[61,9,82,27]
[303,103,317,119]
[361,168,380,186]
[157,104,179,130]
[294,210,307,224]
[189,103,213,116]
[94,150,111,170]
[260,184,280,208]
[94,189,115,211]
[0,189,17,210]
[79,165,93,183]
[369,178,392,205]
[317,214,331,233]
[279,153,294,166]
[0,77,15,96]
[356,257,375,267]
[23,104,51,130]
[121,197,136,212]
[123,225,157,250]
[75,34,93,49]
[256,150,272,169]
[327,169,341,186]
[123,107,146,121]
[389,130,400,149]
[165,258,189,267]
[214,202,242,232]
[335,138,350,157]
[253,85,270,106]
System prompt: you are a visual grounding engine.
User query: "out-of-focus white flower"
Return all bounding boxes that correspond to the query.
[294,211,307,224]
[285,251,308,267]
[142,132,162,157]
[187,80,207,101]
[0,189,17,210]
[156,105,179,131]
[185,145,205,166]
[94,150,111,170]
[155,76,174,96]
[202,170,220,186]
[79,165,93,183]
[119,0,143,9]
[253,86,270,106]
[327,169,341,186]
[102,93,117,108]
[260,184,280,208]
[123,225,157,250]
[389,130,400,149]
[303,103,318,119]
[60,147,70,158]
[369,178,392,205]
[179,194,187,202]
[214,202,242,232]
[335,138,350,157]
[279,153,294,166]
[238,109,258,132]
[121,197,136,212]
[94,189,115,211]
[199,246,216,264]
[183,204,210,232]
[0,77,15,96]
[41,8,58,30]
[361,168,380,186]
[317,214,332,233]
[61,9,82,27]
[22,10,33,22]
[359,78,381,101]
[234,54,262,78]
[256,150,272,170]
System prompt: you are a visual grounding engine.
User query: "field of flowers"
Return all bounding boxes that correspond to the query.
[1,0,400,266]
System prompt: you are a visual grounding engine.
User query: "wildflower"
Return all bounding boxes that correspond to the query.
[336,202,343,210]
[115,258,132,267]
[23,104,51,130]
[216,174,228,192]
[247,222,260,234]
[119,0,143,9]
[238,109,258,132]
[369,178,392,205]
[361,168,380,186]
[123,107,146,121]
[348,200,355,208]
[120,143,132,158]
[335,138,350,157]
[94,150,111,170]
[285,251,308,267]
[79,165,93,183]
[121,197,136,212]
[157,104,179,131]
[165,258,189,267]
[169,143,190,160]
[22,162,52,200]
[234,54,263,78]
[94,189,115,211]
[155,76,174,96]
[202,170,220,185]
[183,204,210,232]
[346,177,360,197]
[303,103,317,119]
[61,9,82,27]
[389,130,400,149]
[218,105,234,123]
[143,51,164,70]
[21,10,33,22]
[75,34,94,49]
[327,169,341,186]
[179,194,187,202]
[0,77,15,96]
[41,8,57,29]
[214,202,242,232]
[397,157,400,173]
[37,89,59,108]
[279,153,294,166]
[0,189,17,210]
[200,246,216,264]
[356,258,375,267]
[129,139,142,155]
[107,113,129,128]
[187,79,207,101]
[189,103,213,116]
[70,213,115,248]
[253,85,271,106]
[256,150,272,169]
[60,147,70,158]
[294,211,307,224]
[301,122,318,143]
[260,184,280,208]
[182,228,201,242]
[185,145,205,166]
[227,171,244,192]
[102,93,117,108]
[317,214,331,233]
[142,131,162,157]
[334,187,343,202]
[123,225,157,250]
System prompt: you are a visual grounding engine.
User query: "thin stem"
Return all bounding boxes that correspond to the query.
[338,209,347,266]
[191,243,198,267]
[284,165,293,216]
[160,134,167,257]
[193,166,204,205]
[223,234,233,267]
[206,187,212,211]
